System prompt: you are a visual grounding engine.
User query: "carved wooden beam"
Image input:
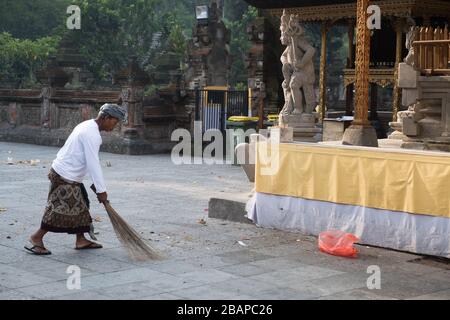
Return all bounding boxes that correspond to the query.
[264,0,450,22]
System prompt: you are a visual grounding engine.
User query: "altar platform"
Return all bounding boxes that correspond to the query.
[248,142,450,258]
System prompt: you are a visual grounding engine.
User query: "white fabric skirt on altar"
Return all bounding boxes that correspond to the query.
[247,192,450,258]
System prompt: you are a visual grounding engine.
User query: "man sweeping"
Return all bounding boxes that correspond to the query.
[25,104,126,255]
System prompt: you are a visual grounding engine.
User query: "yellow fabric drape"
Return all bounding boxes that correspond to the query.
[255,143,450,218]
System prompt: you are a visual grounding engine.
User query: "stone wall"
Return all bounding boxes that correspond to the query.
[0,86,185,155]
[0,88,115,147]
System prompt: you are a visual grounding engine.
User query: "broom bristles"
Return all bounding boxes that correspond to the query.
[103,202,164,261]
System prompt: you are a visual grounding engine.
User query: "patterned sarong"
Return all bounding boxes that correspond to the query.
[41,169,92,234]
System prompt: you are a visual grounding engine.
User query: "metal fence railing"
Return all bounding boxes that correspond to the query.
[194,89,248,133]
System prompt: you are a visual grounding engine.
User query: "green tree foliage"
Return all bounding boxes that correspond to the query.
[0,32,60,87]
[223,3,258,86]
[0,0,71,40]
[0,0,348,91]
[66,0,195,81]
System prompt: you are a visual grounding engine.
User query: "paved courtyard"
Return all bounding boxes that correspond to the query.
[0,141,449,300]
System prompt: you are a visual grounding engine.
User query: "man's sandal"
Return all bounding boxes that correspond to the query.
[24,243,52,255]
[75,242,103,250]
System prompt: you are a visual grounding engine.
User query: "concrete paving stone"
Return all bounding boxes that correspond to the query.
[95,281,159,300]
[185,255,239,270]
[300,272,370,297]
[138,293,185,300]
[282,250,394,274]
[7,257,98,281]
[87,247,136,264]
[232,234,308,250]
[0,285,9,293]
[169,284,253,300]
[144,260,201,275]
[407,289,450,300]
[425,269,450,283]
[16,280,77,299]
[380,260,449,276]
[0,289,36,300]
[54,290,112,300]
[0,264,55,289]
[369,271,450,299]
[249,264,345,289]
[0,245,36,264]
[47,253,136,274]
[317,288,398,300]
[179,268,240,284]
[211,279,322,299]
[143,274,205,293]
[80,268,169,290]
[1,142,449,300]
[249,286,322,300]
[357,246,422,263]
[208,277,281,296]
[248,257,313,271]
[190,241,246,255]
[215,250,275,264]
[252,243,313,258]
[217,263,272,277]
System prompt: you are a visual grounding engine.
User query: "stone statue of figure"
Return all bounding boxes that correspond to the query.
[404,18,417,66]
[279,11,316,122]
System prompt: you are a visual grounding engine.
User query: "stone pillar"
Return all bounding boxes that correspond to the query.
[36,56,69,130]
[40,87,52,129]
[319,22,330,122]
[114,57,150,139]
[245,16,280,118]
[342,0,378,147]
[7,103,18,127]
[186,2,230,89]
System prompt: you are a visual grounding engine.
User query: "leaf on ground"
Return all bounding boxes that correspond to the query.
[237,240,248,247]
[94,216,102,222]
[0,208,7,213]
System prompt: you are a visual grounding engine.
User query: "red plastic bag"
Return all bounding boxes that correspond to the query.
[318,230,360,258]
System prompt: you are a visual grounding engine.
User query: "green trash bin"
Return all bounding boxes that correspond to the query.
[226,117,259,165]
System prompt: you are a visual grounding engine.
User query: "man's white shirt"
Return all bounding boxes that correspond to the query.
[52,119,107,193]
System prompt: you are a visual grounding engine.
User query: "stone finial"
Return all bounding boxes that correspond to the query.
[35,56,70,88]
[113,56,151,87]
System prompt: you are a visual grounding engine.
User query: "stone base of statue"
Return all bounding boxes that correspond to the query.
[388,121,406,140]
[342,124,379,147]
[279,113,321,142]
[402,136,450,152]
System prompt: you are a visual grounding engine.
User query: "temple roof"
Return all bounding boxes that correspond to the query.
[245,0,450,21]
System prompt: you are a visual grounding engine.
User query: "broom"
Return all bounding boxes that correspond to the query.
[90,185,163,261]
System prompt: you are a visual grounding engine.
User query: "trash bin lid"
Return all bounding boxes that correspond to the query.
[228,116,259,122]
